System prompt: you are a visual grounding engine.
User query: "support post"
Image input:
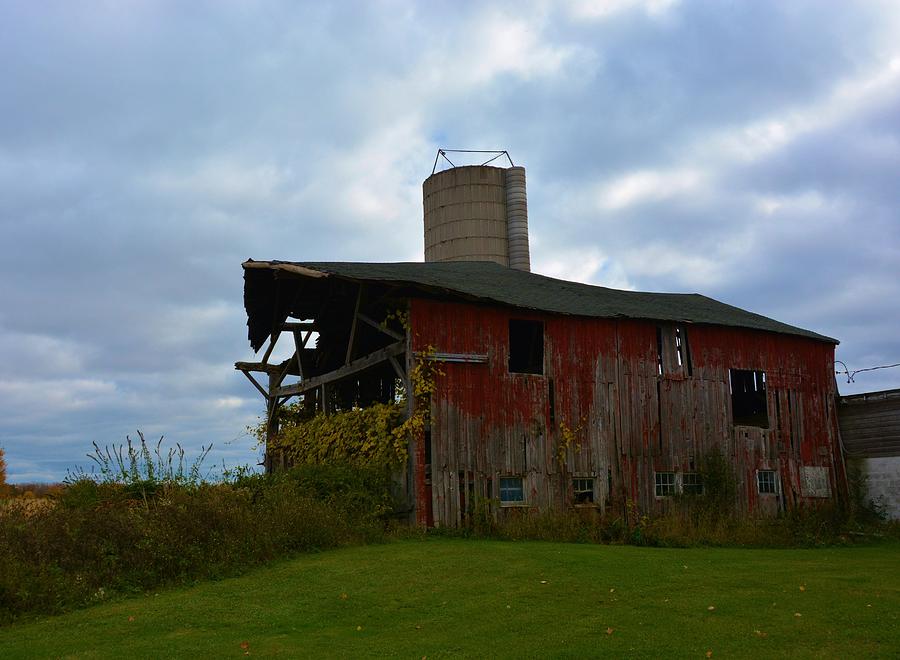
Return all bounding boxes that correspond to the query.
[345,285,363,365]
[265,372,281,473]
[405,324,428,527]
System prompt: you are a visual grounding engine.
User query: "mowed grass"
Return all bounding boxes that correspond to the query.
[1,539,898,658]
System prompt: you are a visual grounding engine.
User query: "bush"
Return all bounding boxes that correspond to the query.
[434,494,898,550]
[0,438,396,623]
[238,463,396,520]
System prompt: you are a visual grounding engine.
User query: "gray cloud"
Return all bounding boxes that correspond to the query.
[2,0,899,481]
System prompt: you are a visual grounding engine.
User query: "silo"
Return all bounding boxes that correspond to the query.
[504,166,531,272]
[423,164,531,271]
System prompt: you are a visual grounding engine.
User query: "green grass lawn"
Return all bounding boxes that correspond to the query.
[1,539,898,658]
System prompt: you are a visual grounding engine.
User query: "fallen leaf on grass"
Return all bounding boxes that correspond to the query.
[609,588,615,593]
[340,593,348,600]
[706,651,713,658]
[606,627,614,635]
[240,641,250,656]
[127,616,135,622]
[754,630,768,638]
[799,585,806,592]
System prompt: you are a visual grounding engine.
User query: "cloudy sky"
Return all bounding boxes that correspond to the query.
[2,0,899,482]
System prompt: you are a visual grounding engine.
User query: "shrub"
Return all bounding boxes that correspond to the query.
[0,438,395,623]
[268,403,408,472]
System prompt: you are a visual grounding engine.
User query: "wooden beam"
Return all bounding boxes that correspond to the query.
[416,352,488,364]
[358,312,404,341]
[242,261,328,279]
[345,285,363,365]
[275,341,406,398]
[388,354,409,391]
[239,369,269,400]
[282,321,316,331]
[261,330,281,365]
[235,360,300,377]
[292,331,307,379]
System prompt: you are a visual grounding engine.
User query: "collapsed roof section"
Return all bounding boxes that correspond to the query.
[242,259,837,352]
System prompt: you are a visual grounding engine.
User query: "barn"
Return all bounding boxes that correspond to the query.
[236,158,846,527]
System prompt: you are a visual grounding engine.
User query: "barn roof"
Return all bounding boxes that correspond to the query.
[243,260,837,344]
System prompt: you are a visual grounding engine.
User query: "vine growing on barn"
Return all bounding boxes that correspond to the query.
[259,345,442,473]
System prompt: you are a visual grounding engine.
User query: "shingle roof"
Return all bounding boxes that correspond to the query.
[245,260,837,343]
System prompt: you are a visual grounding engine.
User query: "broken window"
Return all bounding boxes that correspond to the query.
[730,369,769,427]
[682,472,703,495]
[499,476,525,504]
[656,327,664,376]
[509,319,544,374]
[655,471,676,497]
[757,470,777,495]
[573,478,595,504]
[675,326,692,376]
[656,325,692,377]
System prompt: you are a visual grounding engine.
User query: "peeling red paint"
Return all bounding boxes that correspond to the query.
[409,298,844,527]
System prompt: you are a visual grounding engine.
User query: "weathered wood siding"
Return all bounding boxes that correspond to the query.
[839,389,900,458]
[409,298,844,527]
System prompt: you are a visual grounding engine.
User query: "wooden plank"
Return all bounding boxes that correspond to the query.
[275,341,406,397]
[416,352,488,364]
[358,312,404,341]
[239,369,269,400]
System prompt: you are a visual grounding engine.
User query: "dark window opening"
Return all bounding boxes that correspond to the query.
[509,319,544,374]
[655,471,676,497]
[500,476,525,504]
[682,472,703,495]
[676,326,693,376]
[573,478,594,504]
[757,470,777,494]
[730,369,769,427]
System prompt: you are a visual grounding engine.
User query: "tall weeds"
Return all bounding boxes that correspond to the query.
[0,436,394,624]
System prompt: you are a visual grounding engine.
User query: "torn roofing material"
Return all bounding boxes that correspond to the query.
[243,259,837,344]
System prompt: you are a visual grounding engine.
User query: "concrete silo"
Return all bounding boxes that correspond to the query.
[423,160,531,272]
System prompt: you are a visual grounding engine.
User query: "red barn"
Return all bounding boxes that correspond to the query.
[237,260,844,527]
[236,159,845,527]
